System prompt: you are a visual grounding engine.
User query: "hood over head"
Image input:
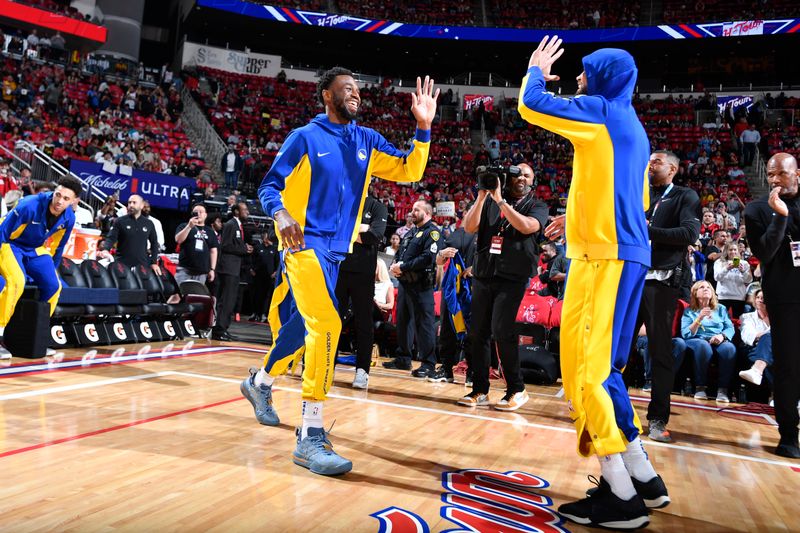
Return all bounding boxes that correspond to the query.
[582,48,638,101]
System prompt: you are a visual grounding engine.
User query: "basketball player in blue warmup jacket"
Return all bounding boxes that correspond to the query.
[521,37,669,529]
[0,176,82,357]
[241,67,439,476]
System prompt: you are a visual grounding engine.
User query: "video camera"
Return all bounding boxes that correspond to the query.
[476,164,521,191]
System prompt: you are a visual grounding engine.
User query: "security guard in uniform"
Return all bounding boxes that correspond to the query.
[385,199,439,377]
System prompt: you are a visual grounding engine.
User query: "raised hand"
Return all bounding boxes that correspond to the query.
[769,186,789,216]
[410,75,440,130]
[528,35,565,82]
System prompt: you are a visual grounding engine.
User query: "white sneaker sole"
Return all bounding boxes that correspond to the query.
[493,394,529,412]
[457,398,490,407]
[352,381,368,389]
[644,495,671,509]
[598,516,650,530]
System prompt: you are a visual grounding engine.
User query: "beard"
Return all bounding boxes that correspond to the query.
[576,83,587,95]
[332,92,358,121]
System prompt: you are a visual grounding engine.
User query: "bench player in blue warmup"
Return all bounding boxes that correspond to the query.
[0,176,81,357]
[241,67,438,476]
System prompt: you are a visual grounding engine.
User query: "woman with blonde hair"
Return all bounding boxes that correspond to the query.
[713,241,752,318]
[681,280,736,403]
[374,259,394,314]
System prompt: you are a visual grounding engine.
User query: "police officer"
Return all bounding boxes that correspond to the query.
[384,199,439,377]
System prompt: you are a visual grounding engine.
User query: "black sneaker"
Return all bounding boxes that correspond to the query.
[560,476,649,530]
[586,474,670,510]
[411,365,435,378]
[383,359,412,370]
[426,367,454,383]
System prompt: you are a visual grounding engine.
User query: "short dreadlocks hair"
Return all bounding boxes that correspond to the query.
[316,66,353,106]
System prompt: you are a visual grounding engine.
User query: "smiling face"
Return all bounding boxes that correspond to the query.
[325,75,360,122]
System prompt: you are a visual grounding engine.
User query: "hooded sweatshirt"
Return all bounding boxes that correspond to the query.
[518,49,651,266]
[259,114,430,253]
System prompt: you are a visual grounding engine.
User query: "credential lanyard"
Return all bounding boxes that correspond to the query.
[649,183,674,225]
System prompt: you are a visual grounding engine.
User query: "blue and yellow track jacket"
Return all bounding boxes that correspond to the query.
[518,49,651,267]
[259,113,430,253]
[0,192,76,266]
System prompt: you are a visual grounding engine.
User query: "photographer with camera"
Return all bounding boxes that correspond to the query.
[383,199,440,377]
[633,150,700,443]
[458,163,549,410]
[174,203,220,285]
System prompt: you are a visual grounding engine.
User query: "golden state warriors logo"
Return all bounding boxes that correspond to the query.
[358,148,367,161]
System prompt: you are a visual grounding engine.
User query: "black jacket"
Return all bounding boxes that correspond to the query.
[217,217,248,276]
[340,196,388,274]
[444,227,477,268]
[473,194,549,282]
[745,194,800,305]
[102,214,159,268]
[647,184,701,270]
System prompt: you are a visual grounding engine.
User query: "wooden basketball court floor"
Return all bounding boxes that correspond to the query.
[0,338,798,532]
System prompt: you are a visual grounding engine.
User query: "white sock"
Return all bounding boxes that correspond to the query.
[622,437,658,482]
[254,368,275,388]
[301,401,323,440]
[598,453,637,501]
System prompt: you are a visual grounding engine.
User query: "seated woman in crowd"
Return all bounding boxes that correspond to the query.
[739,289,772,387]
[713,241,752,318]
[374,260,394,319]
[383,233,401,257]
[681,280,737,403]
[373,260,396,358]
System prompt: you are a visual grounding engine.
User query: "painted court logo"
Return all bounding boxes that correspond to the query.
[371,469,568,532]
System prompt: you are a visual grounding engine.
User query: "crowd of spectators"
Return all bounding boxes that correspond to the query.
[0,52,204,179]
[489,0,639,30]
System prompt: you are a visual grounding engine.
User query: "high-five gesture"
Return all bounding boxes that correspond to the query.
[411,75,440,130]
[528,35,564,82]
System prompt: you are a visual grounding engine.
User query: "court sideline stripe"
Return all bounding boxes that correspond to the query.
[0,396,244,459]
[0,344,774,420]
[172,370,800,470]
[0,371,173,401]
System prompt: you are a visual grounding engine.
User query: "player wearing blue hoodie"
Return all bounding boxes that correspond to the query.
[240,67,439,476]
[520,37,668,529]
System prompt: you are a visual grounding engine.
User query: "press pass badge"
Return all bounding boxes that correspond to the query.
[490,235,503,255]
[791,241,800,267]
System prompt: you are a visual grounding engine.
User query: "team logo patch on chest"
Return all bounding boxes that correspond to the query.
[358,148,367,161]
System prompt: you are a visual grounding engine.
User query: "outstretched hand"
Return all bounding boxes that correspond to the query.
[528,35,564,82]
[411,75,440,130]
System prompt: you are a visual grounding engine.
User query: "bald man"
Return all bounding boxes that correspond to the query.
[744,152,800,459]
[99,194,161,273]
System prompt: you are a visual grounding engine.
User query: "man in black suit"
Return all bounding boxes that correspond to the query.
[212,202,252,341]
[335,195,387,389]
[250,231,279,323]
